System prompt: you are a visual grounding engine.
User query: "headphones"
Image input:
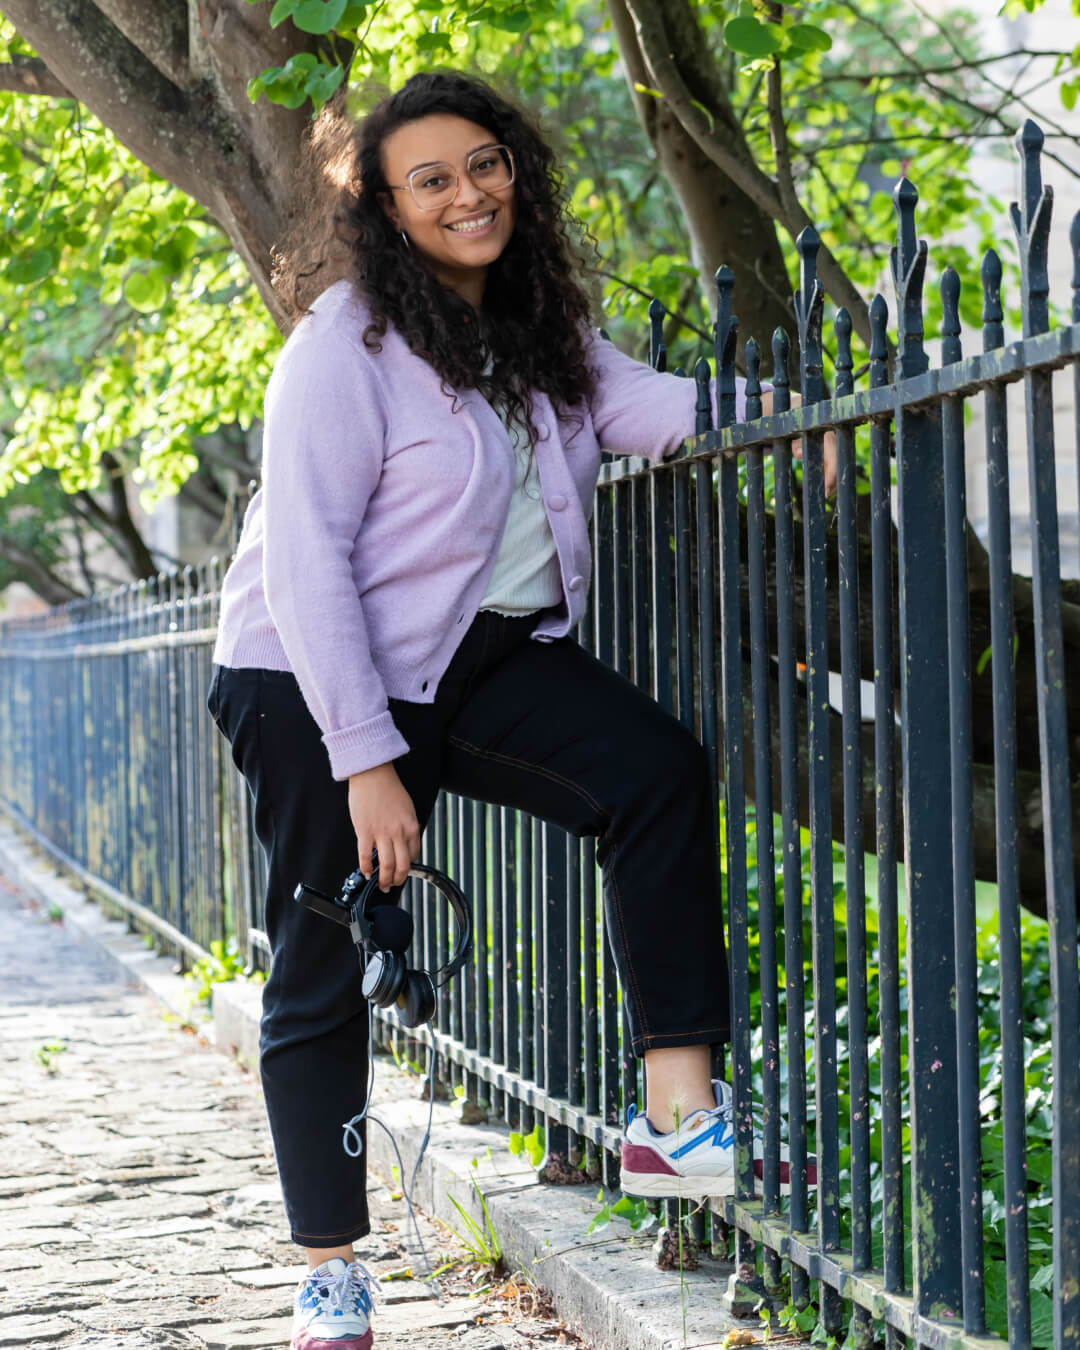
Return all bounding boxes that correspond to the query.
[293,861,472,1029]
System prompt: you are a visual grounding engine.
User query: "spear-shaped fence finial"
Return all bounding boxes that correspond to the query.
[648,297,667,371]
[714,266,738,427]
[835,308,853,398]
[941,267,962,367]
[1010,119,1052,337]
[745,336,762,421]
[890,178,929,379]
[981,249,1004,353]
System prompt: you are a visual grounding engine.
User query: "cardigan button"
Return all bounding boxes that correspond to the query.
[567,575,583,591]
[548,493,567,511]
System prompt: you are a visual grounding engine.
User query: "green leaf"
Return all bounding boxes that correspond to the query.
[723,16,782,58]
[284,51,320,72]
[0,143,22,177]
[338,2,367,26]
[265,82,310,109]
[786,23,832,52]
[291,0,348,33]
[416,31,454,50]
[6,247,57,285]
[269,0,298,25]
[507,1131,524,1156]
[490,6,531,32]
[152,226,198,274]
[1063,79,1078,111]
[305,62,346,107]
[124,266,168,313]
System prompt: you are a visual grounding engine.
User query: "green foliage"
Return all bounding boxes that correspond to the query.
[183,936,249,1007]
[0,19,275,515]
[33,1040,66,1073]
[441,1173,504,1270]
[507,1122,546,1168]
[587,1189,656,1234]
[2,0,1076,584]
[739,809,1066,1348]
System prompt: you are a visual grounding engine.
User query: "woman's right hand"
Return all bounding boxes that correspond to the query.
[347,762,421,892]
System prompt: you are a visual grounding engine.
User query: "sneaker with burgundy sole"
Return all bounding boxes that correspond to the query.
[620,1079,818,1200]
[291,1256,377,1350]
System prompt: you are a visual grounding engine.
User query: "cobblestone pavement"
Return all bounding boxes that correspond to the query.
[0,873,584,1350]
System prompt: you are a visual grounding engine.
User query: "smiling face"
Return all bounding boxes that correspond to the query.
[378,113,517,308]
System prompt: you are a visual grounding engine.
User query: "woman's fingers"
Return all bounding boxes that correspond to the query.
[373,835,395,892]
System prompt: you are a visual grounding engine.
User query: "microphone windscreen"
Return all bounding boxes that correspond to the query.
[368,903,414,954]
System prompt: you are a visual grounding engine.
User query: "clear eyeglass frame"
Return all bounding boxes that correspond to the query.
[392,145,516,211]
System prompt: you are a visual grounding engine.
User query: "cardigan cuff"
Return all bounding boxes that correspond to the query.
[322,712,410,781]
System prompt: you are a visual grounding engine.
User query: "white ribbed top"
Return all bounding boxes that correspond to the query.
[479,385,562,617]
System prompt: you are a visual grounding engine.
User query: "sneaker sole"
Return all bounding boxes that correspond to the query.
[291,1330,373,1350]
[621,1168,818,1201]
[619,1168,736,1199]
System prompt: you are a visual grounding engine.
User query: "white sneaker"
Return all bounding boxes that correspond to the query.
[620,1079,817,1200]
[621,1079,736,1199]
[291,1257,377,1350]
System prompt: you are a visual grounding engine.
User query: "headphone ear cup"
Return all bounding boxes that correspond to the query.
[396,971,436,1029]
[362,949,405,1007]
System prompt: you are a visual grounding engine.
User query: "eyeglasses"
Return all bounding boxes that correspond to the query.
[389,145,515,211]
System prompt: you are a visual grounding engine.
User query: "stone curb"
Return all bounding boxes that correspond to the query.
[0,817,766,1350]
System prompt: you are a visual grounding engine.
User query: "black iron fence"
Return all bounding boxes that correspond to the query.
[1,118,1077,1350]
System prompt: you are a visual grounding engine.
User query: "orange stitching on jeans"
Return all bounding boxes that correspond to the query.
[605,838,650,1038]
[633,1026,730,1047]
[446,736,608,821]
[447,734,650,1037]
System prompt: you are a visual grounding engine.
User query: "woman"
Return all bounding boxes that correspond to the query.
[207,69,792,1350]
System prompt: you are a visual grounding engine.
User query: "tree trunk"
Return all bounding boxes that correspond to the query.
[606,0,795,363]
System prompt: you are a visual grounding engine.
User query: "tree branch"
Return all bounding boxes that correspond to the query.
[624,0,877,348]
[624,0,783,223]
[0,535,82,605]
[99,451,157,578]
[0,56,72,97]
[0,1,216,215]
[91,0,189,87]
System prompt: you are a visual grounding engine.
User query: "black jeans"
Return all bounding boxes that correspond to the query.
[206,609,729,1247]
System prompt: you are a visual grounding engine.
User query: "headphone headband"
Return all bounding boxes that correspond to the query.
[358,862,472,987]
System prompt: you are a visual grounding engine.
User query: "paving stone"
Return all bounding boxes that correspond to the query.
[198,1137,272,1161]
[186,1317,294,1348]
[225,1262,308,1287]
[47,1131,161,1158]
[78,1167,201,1186]
[151,1170,267,1196]
[52,1333,206,1349]
[82,1216,219,1241]
[0,1228,92,1249]
[65,1297,223,1332]
[55,1260,137,1285]
[0,1314,76,1345]
[0,1253,40,1276]
[0,1175,75,1199]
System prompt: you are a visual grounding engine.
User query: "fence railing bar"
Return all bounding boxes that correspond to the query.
[1013,121,1080,1349]
[866,295,905,1335]
[794,234,843,1337]
[940,265,987,1337]
[833,307,874,1350]
[979,244,1032,1350]
[769,326,812,1313]
[743,340,783,1300]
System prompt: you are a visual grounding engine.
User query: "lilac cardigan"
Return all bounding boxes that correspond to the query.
[212,280,748,780]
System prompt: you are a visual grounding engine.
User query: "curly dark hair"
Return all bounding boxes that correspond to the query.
[273,69,603,446]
